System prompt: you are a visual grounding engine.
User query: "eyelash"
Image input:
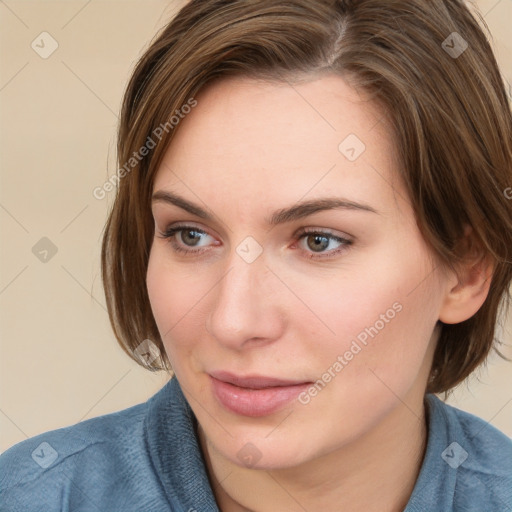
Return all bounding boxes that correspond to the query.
[157,223,353,260]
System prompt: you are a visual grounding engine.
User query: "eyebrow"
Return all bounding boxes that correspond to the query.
[151,190,378,225]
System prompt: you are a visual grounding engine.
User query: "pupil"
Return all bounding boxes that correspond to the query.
[183,230,201,246]
[308,234,328,252]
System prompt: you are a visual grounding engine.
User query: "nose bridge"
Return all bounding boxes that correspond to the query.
[206,245,282,348]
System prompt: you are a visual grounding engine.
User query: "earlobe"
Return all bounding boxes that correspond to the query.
[438,226,495,325]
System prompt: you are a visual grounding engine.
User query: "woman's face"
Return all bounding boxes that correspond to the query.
[147,75,448,469]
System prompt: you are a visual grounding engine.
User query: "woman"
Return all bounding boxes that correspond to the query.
[1,0,511,510]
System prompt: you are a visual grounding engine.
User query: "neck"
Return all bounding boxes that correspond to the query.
[198,394,429,512]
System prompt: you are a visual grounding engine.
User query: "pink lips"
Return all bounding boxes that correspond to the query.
[209,371,311,417]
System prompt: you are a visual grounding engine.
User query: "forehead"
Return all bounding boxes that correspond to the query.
[153,75,403,217]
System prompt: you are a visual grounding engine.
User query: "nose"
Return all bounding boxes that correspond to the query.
[205,252,285,350]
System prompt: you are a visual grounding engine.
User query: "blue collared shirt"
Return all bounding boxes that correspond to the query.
[1,376,511,511]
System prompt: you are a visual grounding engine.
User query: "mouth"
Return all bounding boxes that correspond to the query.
[208,371,312,417]
[209,370,310,389]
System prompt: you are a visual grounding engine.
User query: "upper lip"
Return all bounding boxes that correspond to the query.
[209,371,311,389]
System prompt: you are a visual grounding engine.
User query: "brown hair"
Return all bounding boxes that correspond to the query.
[101,0,512,394]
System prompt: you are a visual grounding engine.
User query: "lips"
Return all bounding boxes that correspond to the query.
[208,371,312,417]
[209,370,310,389]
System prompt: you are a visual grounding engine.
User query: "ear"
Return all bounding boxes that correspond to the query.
[438,225,494,325]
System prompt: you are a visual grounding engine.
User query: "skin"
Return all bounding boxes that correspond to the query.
[146,75,493,512]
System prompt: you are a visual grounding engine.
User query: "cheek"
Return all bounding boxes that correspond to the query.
[295,240,441,380]
[286,243,441,444]
[146,248,207,364]
[146,246,218,375]
[146,250,176,334]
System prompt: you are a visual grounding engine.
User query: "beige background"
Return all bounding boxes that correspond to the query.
[1,0,511,453]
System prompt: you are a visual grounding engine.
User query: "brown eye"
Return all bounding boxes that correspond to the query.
[179,229,203,247]
[159,225,216,255]
[296,229,353,259]
[306,234,330,252]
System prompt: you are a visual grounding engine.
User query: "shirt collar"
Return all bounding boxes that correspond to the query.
[404,394,457,511]
[144,376,219,511]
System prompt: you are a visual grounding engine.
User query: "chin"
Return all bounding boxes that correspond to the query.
[211,431,321,471]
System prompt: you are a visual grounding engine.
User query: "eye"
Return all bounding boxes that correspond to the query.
[157,224,217,255]
[156,223,352,260]
[295,229,352,259]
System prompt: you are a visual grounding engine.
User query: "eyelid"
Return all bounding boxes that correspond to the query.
[161,222,218,245]
[294,226,353,240]
[157,221,217,240]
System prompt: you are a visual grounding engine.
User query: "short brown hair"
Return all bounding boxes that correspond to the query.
[101,0,512,394]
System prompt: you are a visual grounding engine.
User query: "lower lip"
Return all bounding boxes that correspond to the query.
[210,376,311,417]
